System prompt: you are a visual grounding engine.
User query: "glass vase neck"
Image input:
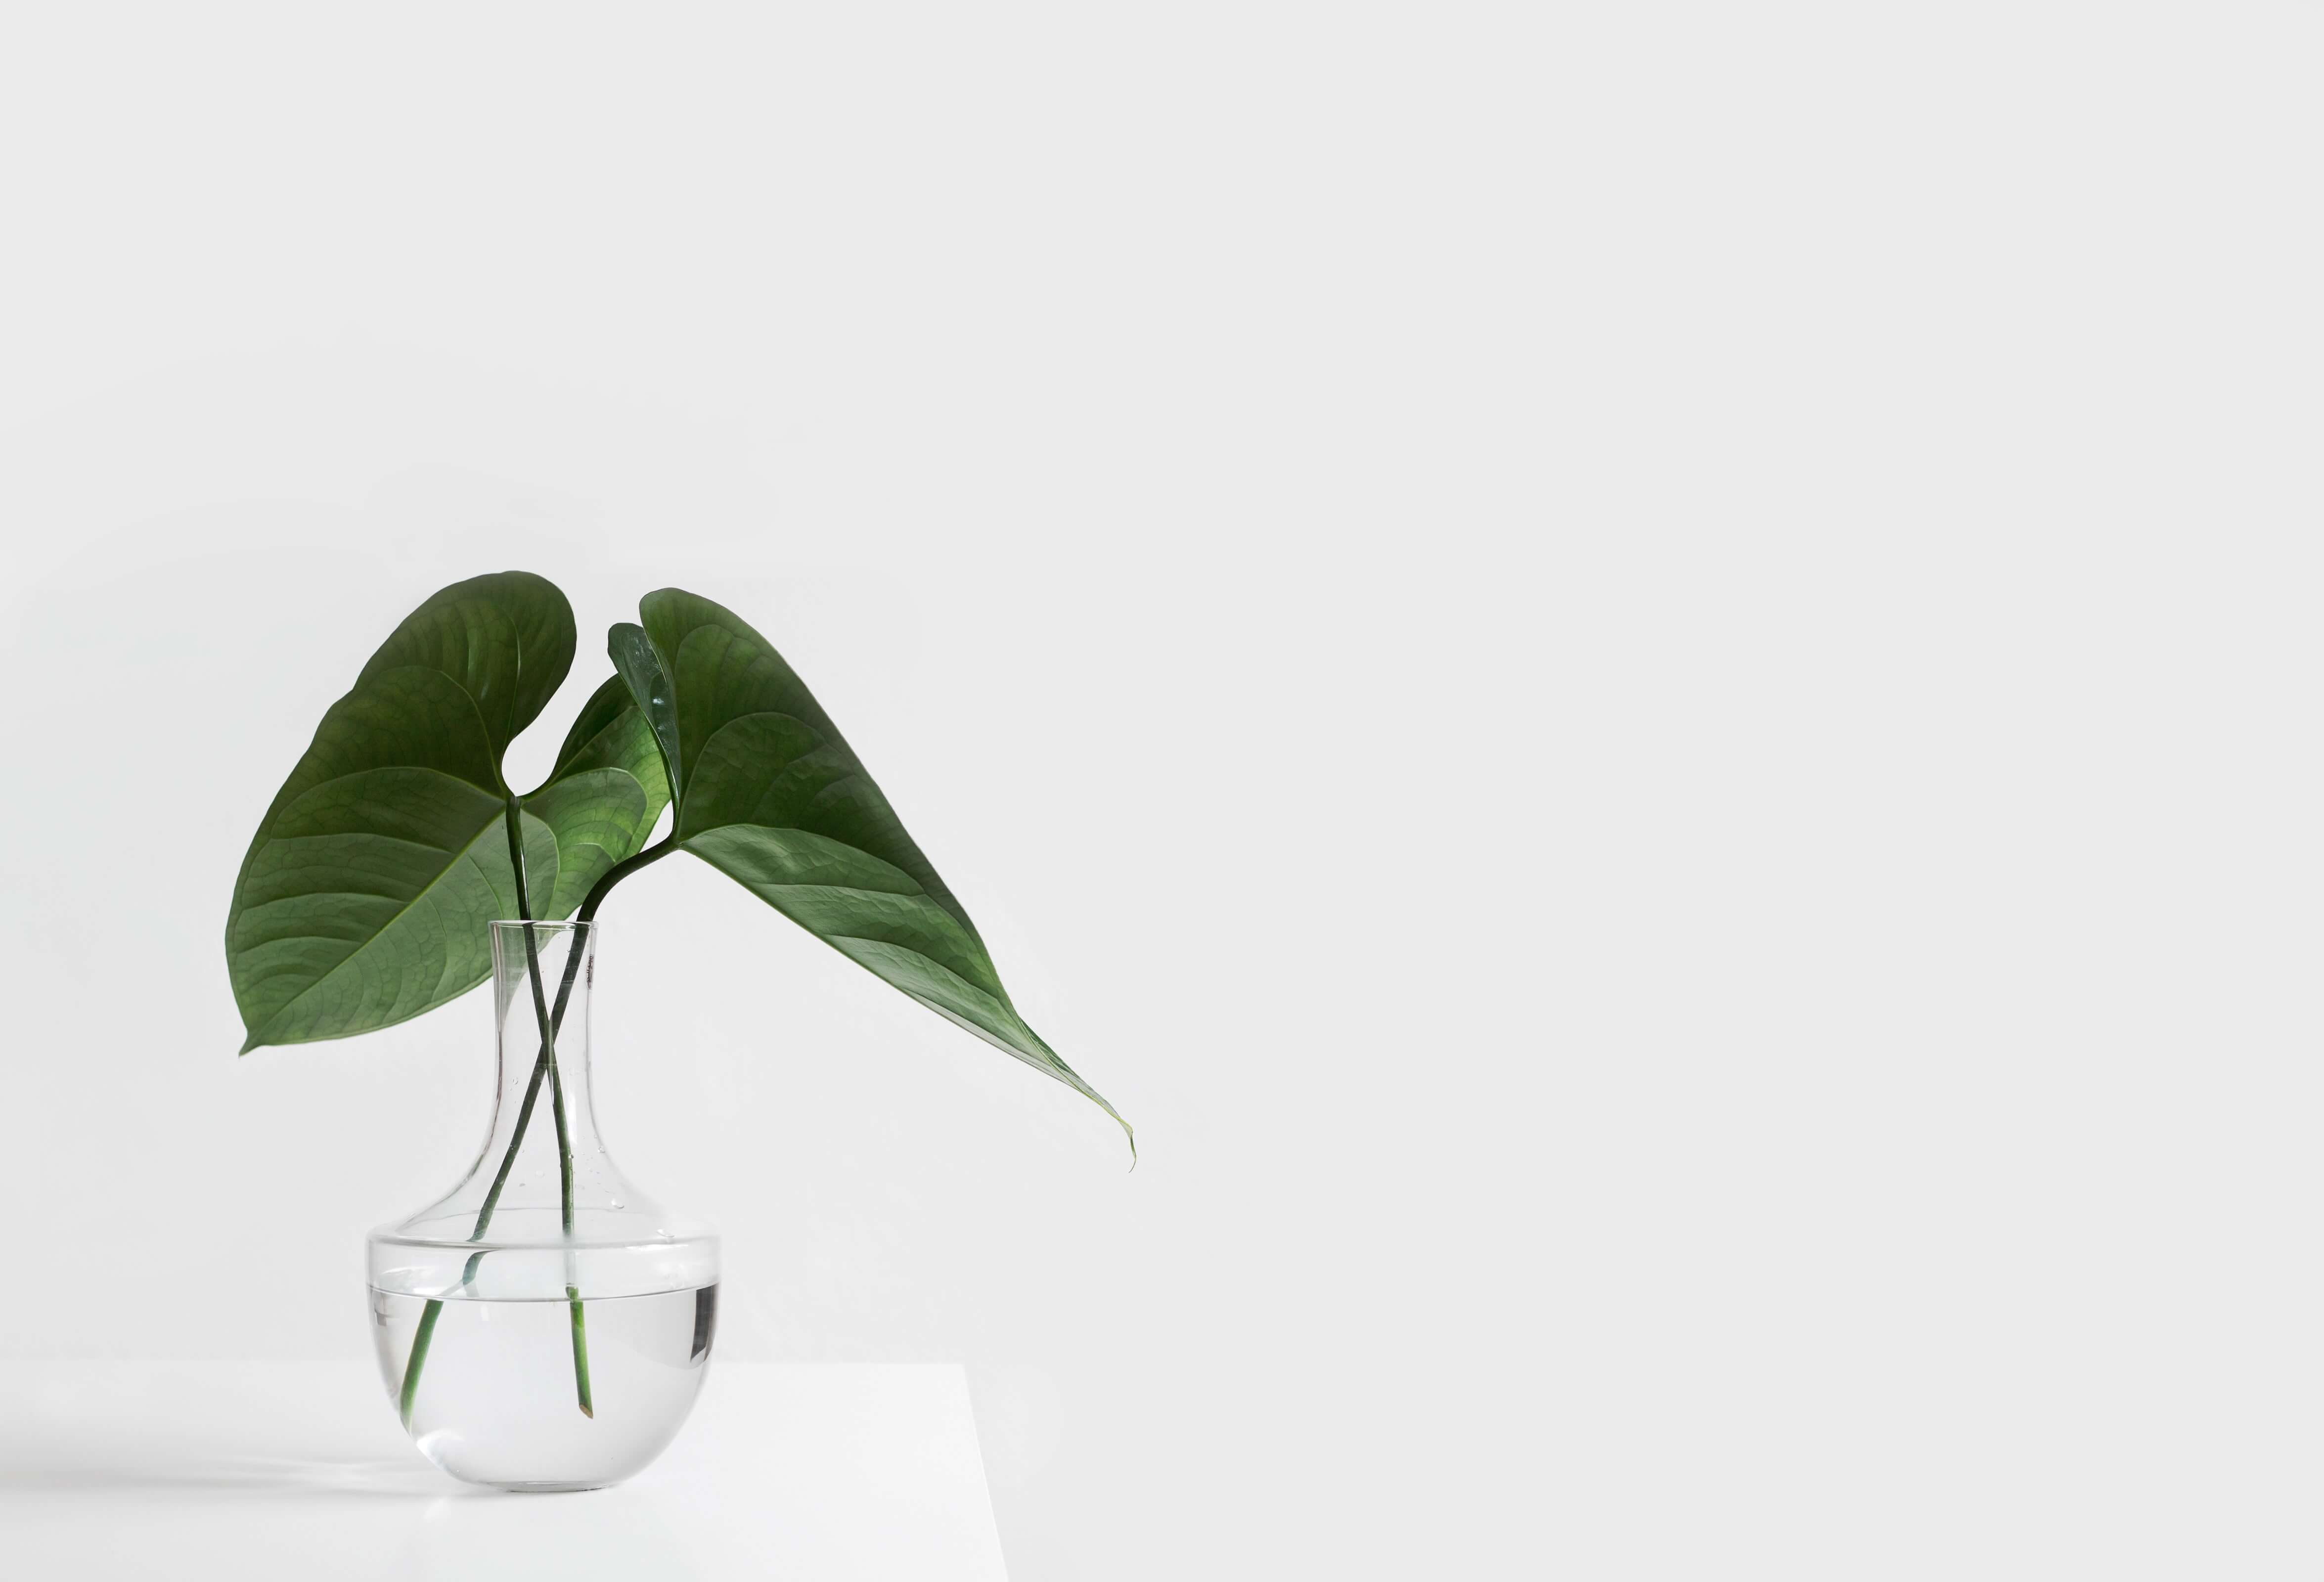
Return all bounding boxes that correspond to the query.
[372,915,715,1303]
[487,919,608,1178]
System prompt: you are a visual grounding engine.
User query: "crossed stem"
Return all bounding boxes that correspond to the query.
[396,813,673,1427]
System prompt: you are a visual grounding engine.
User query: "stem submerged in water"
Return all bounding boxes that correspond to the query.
[398,1299,442,1427]
[568,1285,595,1417]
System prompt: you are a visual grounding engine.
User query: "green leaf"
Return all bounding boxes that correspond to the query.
[522,674,673,918]
[636,587,1131,1151]
[354,571,576,759]
[225,572,578,1052]
[608,622,682,814]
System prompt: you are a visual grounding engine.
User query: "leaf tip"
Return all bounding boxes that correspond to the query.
[1098,1101,1136,1170]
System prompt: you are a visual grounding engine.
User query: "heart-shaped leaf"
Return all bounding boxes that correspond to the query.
[633,587,1130,1150]
[227,572,585,1052]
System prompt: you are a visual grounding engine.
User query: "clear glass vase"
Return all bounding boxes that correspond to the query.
[366,920,719,1491]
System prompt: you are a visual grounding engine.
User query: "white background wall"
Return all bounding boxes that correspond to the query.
[0,4,2318,1577]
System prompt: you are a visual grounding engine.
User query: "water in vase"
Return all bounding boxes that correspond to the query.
[366,922,721,1489]
[370,1283,718,1490]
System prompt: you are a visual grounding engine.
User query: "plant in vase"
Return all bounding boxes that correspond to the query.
[224,572,1126,1491]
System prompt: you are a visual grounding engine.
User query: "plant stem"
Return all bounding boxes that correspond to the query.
[568,1281,595,1417]
[397,1299,442,1427]
[578,837,675,920]
[396,812,674,1426]
[512,844,594,1420]
[398,937,583,1424]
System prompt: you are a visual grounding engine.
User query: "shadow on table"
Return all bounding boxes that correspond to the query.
[0,1451,456,1500]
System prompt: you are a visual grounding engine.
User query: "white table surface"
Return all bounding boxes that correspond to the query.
[0,1361,1008,1580]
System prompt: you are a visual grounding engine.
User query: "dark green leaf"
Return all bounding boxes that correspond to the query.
[608,622,682,814]
[225,572,578,1052]
[354,570,575,759]
[522,674,673,918]
[637,587,1130,1151]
